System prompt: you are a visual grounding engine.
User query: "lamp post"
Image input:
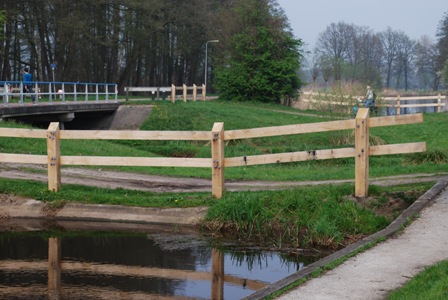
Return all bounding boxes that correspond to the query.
[205,40,219,93]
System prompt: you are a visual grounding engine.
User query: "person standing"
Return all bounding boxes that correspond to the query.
[23,67,35,103]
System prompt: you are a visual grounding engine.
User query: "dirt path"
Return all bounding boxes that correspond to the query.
[0,163,447,193]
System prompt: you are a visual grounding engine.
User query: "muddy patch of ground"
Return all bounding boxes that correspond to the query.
[0,163,446,194]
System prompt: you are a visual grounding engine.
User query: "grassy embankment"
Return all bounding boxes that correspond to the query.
[0,100,446,249]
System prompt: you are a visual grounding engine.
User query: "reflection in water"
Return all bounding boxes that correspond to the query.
[0,228,321,299]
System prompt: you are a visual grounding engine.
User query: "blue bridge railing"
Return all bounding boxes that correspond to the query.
[0,81,118,106]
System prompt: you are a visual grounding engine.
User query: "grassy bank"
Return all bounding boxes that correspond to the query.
[0,176,433,249]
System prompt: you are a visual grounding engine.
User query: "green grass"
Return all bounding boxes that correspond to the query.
[388,260,448,300]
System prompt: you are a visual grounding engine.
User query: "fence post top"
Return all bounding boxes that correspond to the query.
[212,122,224,132]
[355,108,370,119]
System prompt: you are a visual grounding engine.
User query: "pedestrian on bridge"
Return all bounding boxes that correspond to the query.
[23,67,35,103]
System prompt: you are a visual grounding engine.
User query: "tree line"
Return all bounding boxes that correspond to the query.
[0,0,302,102]
[310,14,448,91]
[1,0,446,100]
[0,0,218,89]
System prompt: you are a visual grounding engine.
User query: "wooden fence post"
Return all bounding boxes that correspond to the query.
[193,84,197,101]
[211,248,224,300]
[48,237,61,300]
[47,122,61,192]
[438,93,442,113]
[171,84,175,103]
[183,84,187,102]
[396,95,400,116]
[355,108,369,198]
[202,84,206,101]
[212,122,224,199]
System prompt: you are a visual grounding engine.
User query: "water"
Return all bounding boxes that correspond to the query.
[0,221,321,300]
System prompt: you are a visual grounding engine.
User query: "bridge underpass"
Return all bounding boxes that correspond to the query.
[0,101,121,129]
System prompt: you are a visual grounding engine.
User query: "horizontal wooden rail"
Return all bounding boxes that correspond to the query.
[225,148,355,167]
[0,153,47,164]
[370,143,426,155]
[60,156,211,168]
[0,128,47,138]
[60,130,211,141]
[224,142,425,167]
[0,128,211,141]
[368,114,424,127]
[225,113,423,140]
[225,119,355,140]
[382,96,443,101]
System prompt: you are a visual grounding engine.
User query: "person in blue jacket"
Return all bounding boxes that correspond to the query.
[23,67,35,103]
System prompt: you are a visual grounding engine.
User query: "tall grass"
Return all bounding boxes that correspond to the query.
[201,183,431,249]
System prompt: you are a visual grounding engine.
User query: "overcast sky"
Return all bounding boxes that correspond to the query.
[276,0,447,51]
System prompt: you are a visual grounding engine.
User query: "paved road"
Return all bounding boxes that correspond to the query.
[250,180,448,300]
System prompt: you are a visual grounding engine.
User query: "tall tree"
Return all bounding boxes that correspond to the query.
[214,0,303,103]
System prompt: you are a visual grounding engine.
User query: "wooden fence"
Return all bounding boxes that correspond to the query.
[124,84,206,102]
[382,94,446,115]
[301,91,447,114]
[0,108,425,198]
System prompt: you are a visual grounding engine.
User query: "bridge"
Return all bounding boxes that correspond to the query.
[0,81,120,129]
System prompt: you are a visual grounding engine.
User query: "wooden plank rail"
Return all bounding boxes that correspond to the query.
[0,111,425,198]
[60,130,211,141]
[225,119,355,140]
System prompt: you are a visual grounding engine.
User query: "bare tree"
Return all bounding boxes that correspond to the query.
[380,27,399,89]
[394,32,415,90]
[316,22,353,81]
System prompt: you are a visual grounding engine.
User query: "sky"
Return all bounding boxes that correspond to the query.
[276,0,447,51]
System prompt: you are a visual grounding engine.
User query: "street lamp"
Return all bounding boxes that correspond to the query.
[204,40,219,93]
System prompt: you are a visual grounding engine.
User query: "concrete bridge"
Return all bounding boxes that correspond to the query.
[1,81,120,129]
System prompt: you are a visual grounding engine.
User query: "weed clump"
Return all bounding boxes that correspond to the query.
[202,185,393,250]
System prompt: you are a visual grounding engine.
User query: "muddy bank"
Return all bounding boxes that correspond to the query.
[0,193,208,231]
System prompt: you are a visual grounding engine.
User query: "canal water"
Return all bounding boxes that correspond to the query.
[0,221,322,299]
